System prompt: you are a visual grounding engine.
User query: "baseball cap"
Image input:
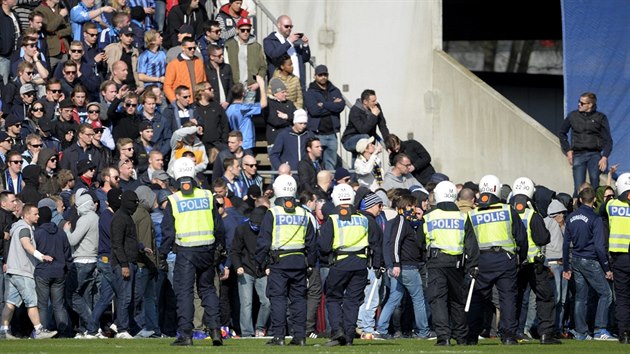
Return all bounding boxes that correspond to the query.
[236,18,252,28]
[59,98,76,109]
[177,24,194,34]
[315,65,328,76]
[20,84,37,95]
[355,136,374,154]
[120,27,134,36]
[139,121,153,132]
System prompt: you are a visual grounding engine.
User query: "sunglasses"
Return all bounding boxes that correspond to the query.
[94,128,104,134]
[181,95,190,99]
[25,43,37,48]
[284,25,293,29]
[185,46,196,50]
[245,163,257,167]
[64,71,77,75]
[49,158,57,162]
[12,123,22,128]
[31,107,44,112]
[122,147,134,151]
[125,103,138,108]
[211,29,221,34]
[30,144,43,148]
[50,89,62,94]
[85,32,98,37]
[239,28,251,33]
[25,71,33,75]
[9,160,23,164]
[88,110,100,114]
[70,49,83,53]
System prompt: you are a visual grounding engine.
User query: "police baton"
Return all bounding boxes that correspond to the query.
[366,277,379,310]
[464,277,476,313]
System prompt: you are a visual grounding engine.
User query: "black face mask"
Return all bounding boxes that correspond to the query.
[121,191,139,214]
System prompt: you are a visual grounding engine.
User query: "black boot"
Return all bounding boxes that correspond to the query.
[288,337,306,346]
[266,336,285,346]
[325,330,347,346]
[435,339,451,346]
[502,337,519,345]
[619,332,630,344]
[540,334,562,345]
[171,336,193,346]
[210,328,223,346]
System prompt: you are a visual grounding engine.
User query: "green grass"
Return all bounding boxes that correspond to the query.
[0,337,627,354]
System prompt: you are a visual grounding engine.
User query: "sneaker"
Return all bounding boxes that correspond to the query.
[414,331,437,340]
[515,333,530,343]
[135,329,155,338]
[575,333,593,341]
[109,324,118,333]
[373,332,393,340]
[0,330,17,340]
[307,332,318,339]
[594,329,616,341]
[393,331,403,339]
[82,332,99,339]
[115,331,133,339]
[256,329,267,338]
[33,328,57,339]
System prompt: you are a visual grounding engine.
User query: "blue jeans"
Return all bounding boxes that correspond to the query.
[357,268,381,333]
[572,151,601,195]
[67,262,98,334]
[155,0,166,32]
[35,276,69,333]
[237,273,270,336]
[572,257,612,335]
[317,134,338,170]
[342,134,369,154]
[92,259,116,328]
[376,267,430,336]
[548,262,568,331]
[113,263,136,332]
[0,56,10,85]
[134,266,159,333]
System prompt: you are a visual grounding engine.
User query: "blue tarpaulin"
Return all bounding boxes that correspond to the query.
[562,0,630,174]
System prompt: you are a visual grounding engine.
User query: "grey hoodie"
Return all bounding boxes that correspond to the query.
[65,193,99,260]
[133,186,157,268]
[7,219,38,278]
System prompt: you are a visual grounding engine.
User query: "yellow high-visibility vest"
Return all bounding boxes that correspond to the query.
[469,204,516,253]
[270,206,308,256]
[607,199,630,253]
[168,188,215,247]
[330,213,369,261]
[423,209,466,256]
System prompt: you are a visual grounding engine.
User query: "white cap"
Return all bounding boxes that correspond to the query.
[479,175,501,197]
[172,157,195,180]
[434,181,458,203]
[332,183,355,206]
[273,175,297,198]
[355,136,375,154]
[512,177,535,199]
[616,172,630,195]
[293,109,308,124]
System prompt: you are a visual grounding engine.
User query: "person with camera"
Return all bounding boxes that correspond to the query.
[509,177,561,345]
[263,15,310,90]
[158,157,226,346]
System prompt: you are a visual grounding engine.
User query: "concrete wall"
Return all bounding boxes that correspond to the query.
[256,0,573,192]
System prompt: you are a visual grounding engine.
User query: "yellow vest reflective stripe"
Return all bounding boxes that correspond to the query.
[423,209,466,255]
[469,204,516,253]
[519,208,541,262]
[168,189,215,247]
[270,206,308,252]
[330,214,369,260]
[607,199,630,253]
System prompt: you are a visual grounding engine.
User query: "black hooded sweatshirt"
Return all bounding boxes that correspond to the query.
[18,164,45,204]
[111,190,140,268]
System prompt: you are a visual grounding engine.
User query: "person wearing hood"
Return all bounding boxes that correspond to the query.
[37,198,64,228]
[158,157,226,346]
[420,181,479,346]
[304,65,345,171]
[509,178,560,345]
[92,188,123,337]
[544,199,569,338]
[558,92,613,197]
[341,89,390,155]
[59,123,106,178]
[34,206,73,336]
[110,190,140,339]
[36,148,59,196]
[18,164,46,205]
[132,185,160,338]
[73,159,97,192]
[465,175,527,346]
[224,18,267,95]
[215,0,249,42]
[63,190,101,338]
[163,0,208,49]
[268,109,315,171]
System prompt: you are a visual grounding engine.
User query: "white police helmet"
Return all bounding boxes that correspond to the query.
[273,175,297,198]
[512,177,535,199]
[616,172,630,195]
[332,183,355,207]
[172,157,195,180]
[479,175,501,197]
[434,181,458,203]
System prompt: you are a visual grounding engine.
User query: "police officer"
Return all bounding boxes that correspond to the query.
[510,177,561,345]
[158,158,225,346]
[465,175,527,345]
[423,181,479,346]
[605,172,630,344]
[318,184,382,346]
[256,175,316,346]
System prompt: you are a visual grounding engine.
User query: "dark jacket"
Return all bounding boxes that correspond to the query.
[341,99,390,145]
[204,61,233,104]
[0,207,17,265]
[422,202,479,271]
[164,0,208,49]
[268,127,314,170]
[37,148,59,196]
[108,97,141,142]
[263,32,311,89]
[34,221,73,279]
[98,207,114,257]
[0,8,18,58]
[59,142,107,178]
[297,156,320,193]
[558,109,613,157]
[391,139,435,186]
[141,111,172,157]
[196,100,229,149]
[385,214,423,268]
[563,204,609,272]
[110,191,140,267]
[18,165,46,204]
[304,80,345,135]
[231,221,264,277]
[263,97,295,145]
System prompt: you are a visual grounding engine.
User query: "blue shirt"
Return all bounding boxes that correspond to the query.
[563,204,610,272]
[128,0,157,30]
[225,102,261,150]
[70,2,104,41]
[137,49,167,87]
